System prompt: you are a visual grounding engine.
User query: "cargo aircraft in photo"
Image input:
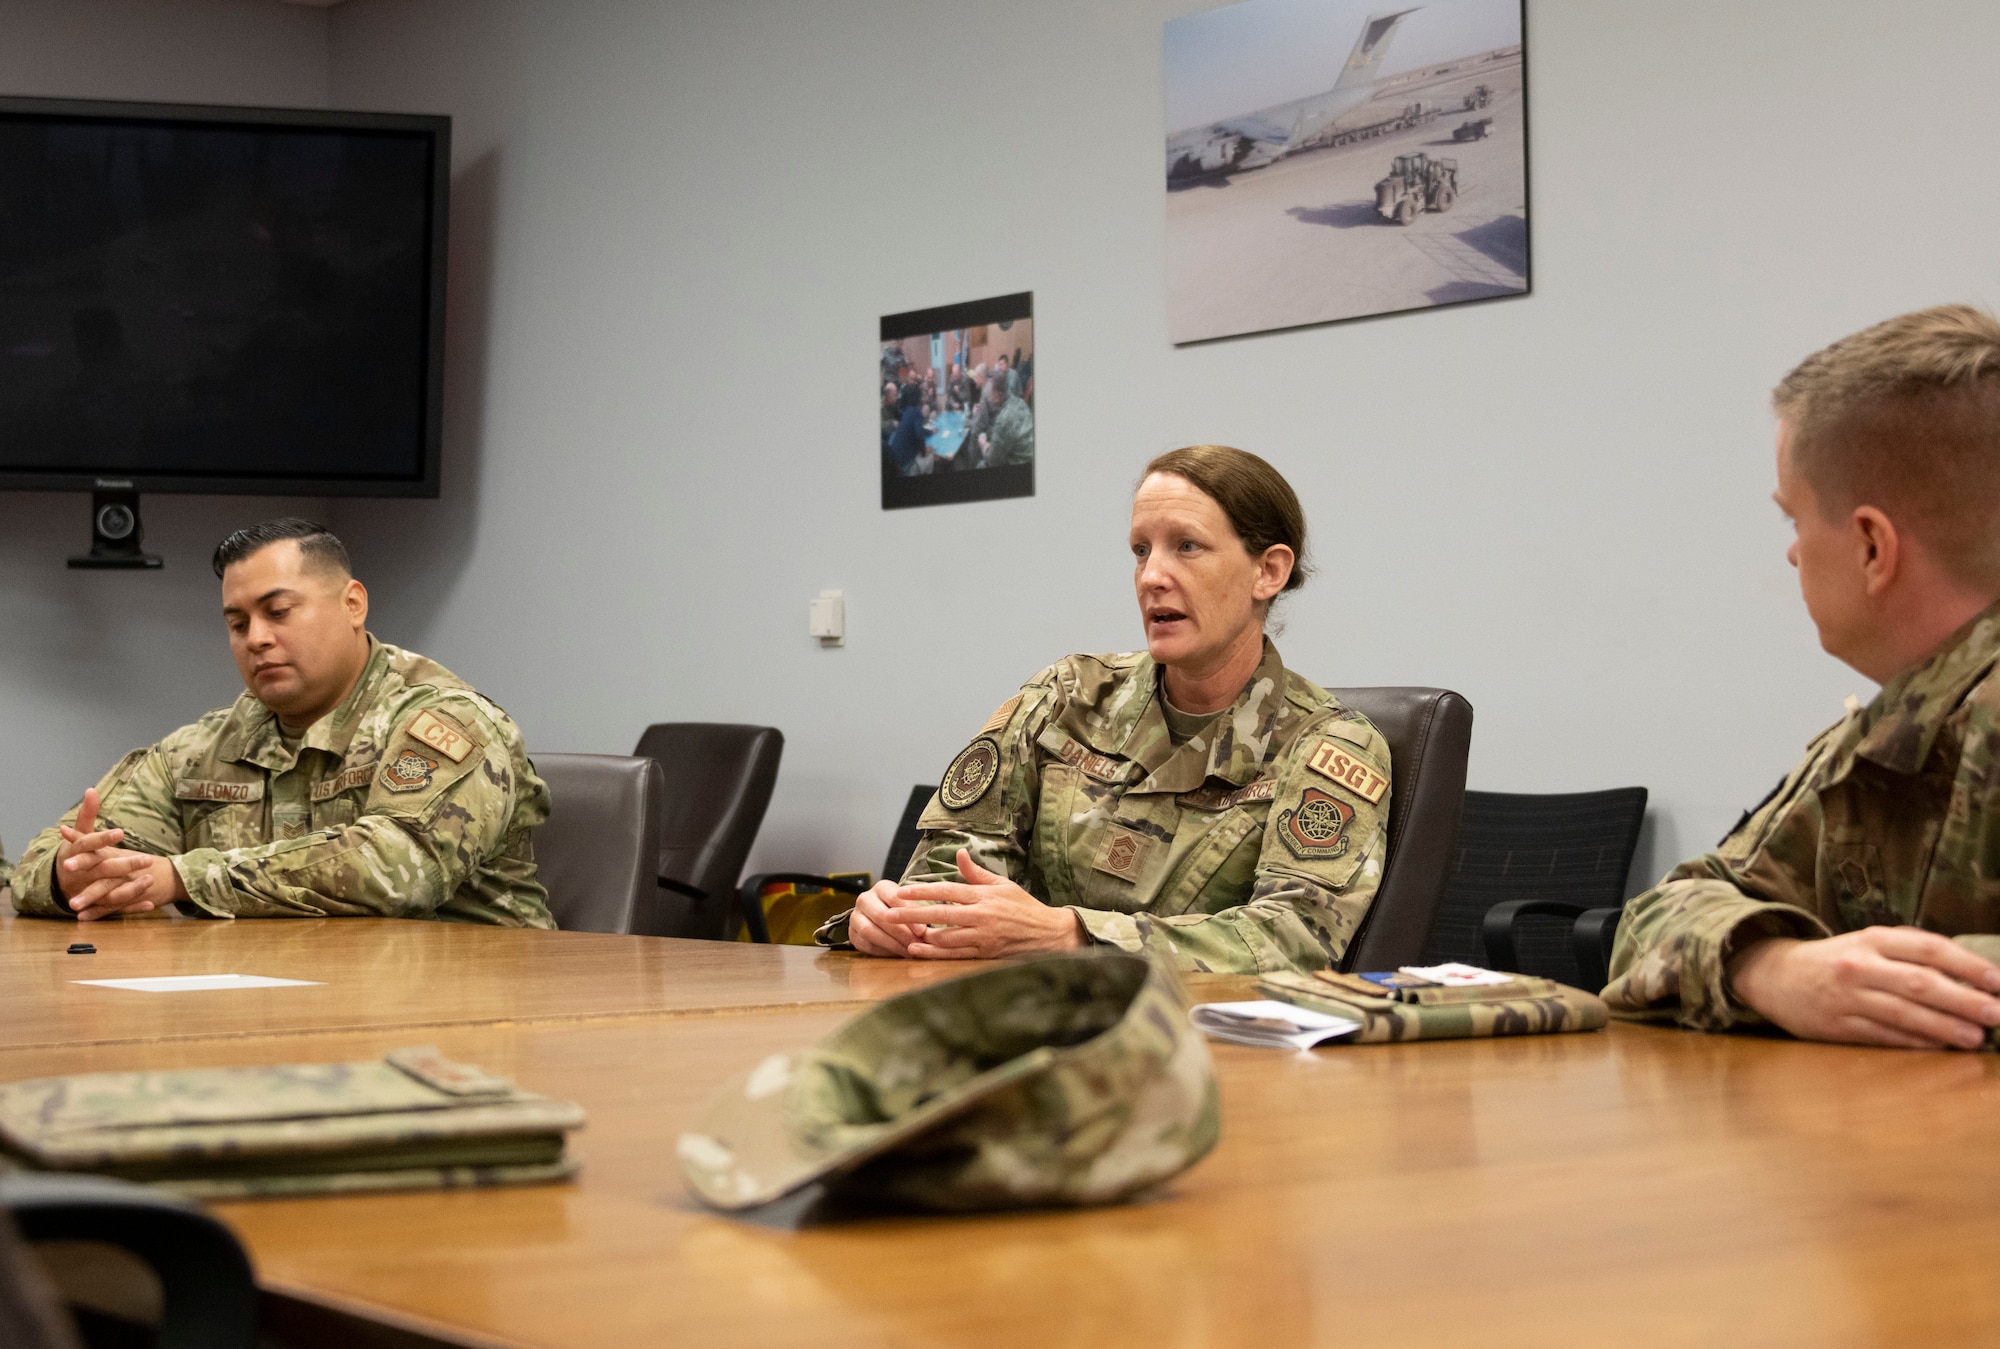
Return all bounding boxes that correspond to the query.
[1166,7,1419,182]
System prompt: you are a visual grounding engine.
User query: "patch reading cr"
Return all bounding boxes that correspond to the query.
[1306,739,1388,804]
[938,737,1001,811]
[406,709,475,763]
[1278,787,1354,860]
[381,750,440,793]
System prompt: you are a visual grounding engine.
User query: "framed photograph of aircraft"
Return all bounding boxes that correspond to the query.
[1164,0,1529,344]
[880,291,1034,510]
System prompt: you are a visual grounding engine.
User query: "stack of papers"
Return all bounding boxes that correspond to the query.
[1188,1000,1361,1050]
[1395,962,1514,986]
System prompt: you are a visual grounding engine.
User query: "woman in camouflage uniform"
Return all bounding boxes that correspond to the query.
[820,445,1392,975]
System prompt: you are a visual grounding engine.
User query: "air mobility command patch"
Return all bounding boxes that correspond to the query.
[406,709,476,763]
[1306,739,1388,805]
[381,750,439,793]
[939,737,1002,811]
[1278,787,1354,860]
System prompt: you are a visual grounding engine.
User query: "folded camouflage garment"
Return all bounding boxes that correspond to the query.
[1258,970,1608,1042]
[0,1046,584,1199]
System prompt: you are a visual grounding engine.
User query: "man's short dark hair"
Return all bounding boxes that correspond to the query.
[211,519,352,580]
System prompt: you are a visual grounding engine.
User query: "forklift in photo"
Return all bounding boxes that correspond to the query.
[1374,152,1458,225]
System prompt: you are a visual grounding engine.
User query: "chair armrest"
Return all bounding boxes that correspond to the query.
[1480,899,1592,975]
[733,873,869,944]
[1,1174,258,1349]
[1571,906,1624,994]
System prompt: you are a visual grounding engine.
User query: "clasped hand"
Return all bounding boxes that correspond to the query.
[848,849,1083,959]
[54,788,185,922]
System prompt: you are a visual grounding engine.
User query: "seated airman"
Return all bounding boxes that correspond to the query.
[9,519,553,927]
[1606,305,2000,1047]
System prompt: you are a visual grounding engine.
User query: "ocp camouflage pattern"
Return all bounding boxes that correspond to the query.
[0,1045,584,1197]
[679,950,1218,1211]
[1259,970,1609,1042]
[1605,601,2000,1029]
[816,639,1392,975]
[7,638,554,926]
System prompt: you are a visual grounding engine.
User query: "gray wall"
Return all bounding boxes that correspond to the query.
[7,0,2000,898]
[0,0,330,865]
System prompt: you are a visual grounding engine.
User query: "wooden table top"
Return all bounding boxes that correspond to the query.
[0,911,967,1050]
[6,997,1998,1347]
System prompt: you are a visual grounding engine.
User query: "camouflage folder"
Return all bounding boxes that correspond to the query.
[1259,971,1608,1043]
[1309,971,1570,1006]
[0,1046,585,1199]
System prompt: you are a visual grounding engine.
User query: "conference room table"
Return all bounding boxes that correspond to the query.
[3,910,1998,1348]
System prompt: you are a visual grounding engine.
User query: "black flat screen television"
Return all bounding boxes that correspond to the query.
[0,96,449,499]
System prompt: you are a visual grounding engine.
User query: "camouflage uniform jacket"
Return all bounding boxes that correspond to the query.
[818,639,1392,974]
[1605,600,2000,1029]
[984,395,1034,468]
[8,638,554,927]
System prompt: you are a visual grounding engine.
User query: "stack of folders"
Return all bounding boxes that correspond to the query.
[1192,963,1608,1048]
[0,1046,586,1198]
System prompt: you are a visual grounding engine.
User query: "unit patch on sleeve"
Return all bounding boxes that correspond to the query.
[380,750,440,793]
[1306,739,1388,804]
[938,737,1002,811]
[1277,787,1355,860]
[406,709,475,763]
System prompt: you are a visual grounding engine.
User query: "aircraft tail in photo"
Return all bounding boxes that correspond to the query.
[1332,9,1420,95]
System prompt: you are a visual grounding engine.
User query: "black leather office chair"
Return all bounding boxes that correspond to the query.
[1422,787,1648,990]
[632,724,784,940]
[2,1173,257,1349]
[1330,687,1476,972]
[532,753,666,935]
[735,785,934,943]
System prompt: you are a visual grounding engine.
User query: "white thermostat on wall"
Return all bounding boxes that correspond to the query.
[810,590,844,646]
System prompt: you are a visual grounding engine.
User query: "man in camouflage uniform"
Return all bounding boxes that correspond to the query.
[9,520,553,927]
[1605,306,2000,1048]
[982,381,1035,468]
[816,640,1389,974]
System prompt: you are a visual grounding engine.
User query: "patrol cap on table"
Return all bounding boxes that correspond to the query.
[677,950,1220,1212]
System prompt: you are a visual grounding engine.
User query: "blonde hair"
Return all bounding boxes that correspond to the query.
[1773,304,2000,584]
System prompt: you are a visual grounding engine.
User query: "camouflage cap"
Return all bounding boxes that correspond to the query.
[677,950,1220,1212]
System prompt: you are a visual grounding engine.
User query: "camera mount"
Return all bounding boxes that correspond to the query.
[68,487,163,569]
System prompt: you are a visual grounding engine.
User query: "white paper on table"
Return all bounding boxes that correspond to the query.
[1397,962,1514,987]
[1188,1000,1361,1050]
[71,974,323,993]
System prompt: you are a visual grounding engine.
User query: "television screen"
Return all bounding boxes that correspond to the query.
[0,97,448,496]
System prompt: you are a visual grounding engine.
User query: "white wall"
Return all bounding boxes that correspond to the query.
[0,0,331,865]
[8,0,2000,901]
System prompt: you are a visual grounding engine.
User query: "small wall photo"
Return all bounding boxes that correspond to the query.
[880,291,1033,510]
[1165,0,1529,344]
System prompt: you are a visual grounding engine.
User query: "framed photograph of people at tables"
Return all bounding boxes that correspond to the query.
[880,291,1034,510]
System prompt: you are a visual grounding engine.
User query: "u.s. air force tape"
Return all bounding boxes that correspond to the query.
[938,737,1001,811]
